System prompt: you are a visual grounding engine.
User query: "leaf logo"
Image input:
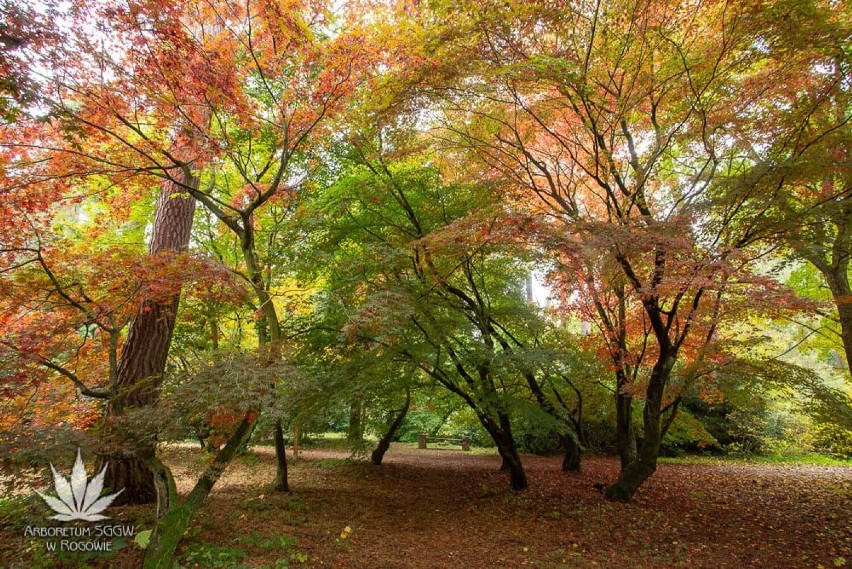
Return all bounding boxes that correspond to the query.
[36,448,123,522]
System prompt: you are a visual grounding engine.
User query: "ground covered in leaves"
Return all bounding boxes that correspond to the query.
[2,444,851,568]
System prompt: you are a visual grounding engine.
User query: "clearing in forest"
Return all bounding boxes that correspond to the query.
[3,444,850,568]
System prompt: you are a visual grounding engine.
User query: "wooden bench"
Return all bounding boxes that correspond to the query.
[418,433,471,451]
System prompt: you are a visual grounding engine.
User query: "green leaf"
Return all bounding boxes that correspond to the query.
[134,529,152,549]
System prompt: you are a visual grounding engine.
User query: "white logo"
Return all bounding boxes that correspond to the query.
[36,448,123,522]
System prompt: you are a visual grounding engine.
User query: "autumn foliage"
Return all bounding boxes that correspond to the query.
[1,0,851,566]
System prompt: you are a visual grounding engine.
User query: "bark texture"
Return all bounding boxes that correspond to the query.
[825,266,852,374]
[102,172,198,505]
[486,412,527,490]
[561,434,581,472]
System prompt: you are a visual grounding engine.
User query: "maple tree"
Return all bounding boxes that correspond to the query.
[716,2,852,375]
[1,0,850,565]
[1,0,383,563]
[393,0,830,500]
[293,123,592,488]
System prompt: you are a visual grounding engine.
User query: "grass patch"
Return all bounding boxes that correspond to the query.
[236,530,299,551]
[659,453,852,467]
[312,458,349,469]
[181,542,247,569]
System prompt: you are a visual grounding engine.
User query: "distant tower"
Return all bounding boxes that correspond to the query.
[525,275,534,303]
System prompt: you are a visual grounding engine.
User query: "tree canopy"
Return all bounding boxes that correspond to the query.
[1,0,850,565]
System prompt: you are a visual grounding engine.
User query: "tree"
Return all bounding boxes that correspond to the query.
[100,133,199,506]
[371,386,411,465]
[298,125,589,487]
[139,350,294,568]
[2,0,388,495]
[717,1,852,375]
[404,0,812,500]
[0,0,56,120]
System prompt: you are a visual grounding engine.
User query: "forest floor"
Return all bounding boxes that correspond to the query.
[2,444,851,568]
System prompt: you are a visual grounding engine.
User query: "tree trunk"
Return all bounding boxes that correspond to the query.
[142,414,257,569]
[193,422,211,450]
[273,419,289,492]
[348,398,365,443]
[102,456,157,505]
[485,413,527,490]
[495,439,527,490]
[292,422,300,460]
[615,387,637,468]
[240,226,291,491]
[825,267,852,375]
[561,434,581,472]
[101,170,198,505]
[372,390,411,465]
[517,368,583,471]
[605,354,673,502]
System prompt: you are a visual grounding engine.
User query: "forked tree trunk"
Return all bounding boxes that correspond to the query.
[517,368,583,472]
[241,231,290,492]
[102,170,198,505]
[495,438,527,490]
[605,354,674,502]
[371,390,411,465]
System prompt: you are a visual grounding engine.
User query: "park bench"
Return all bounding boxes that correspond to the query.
[418,433,471,451]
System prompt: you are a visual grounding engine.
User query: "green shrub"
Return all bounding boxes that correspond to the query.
[660,410,720,455]
[811,423,852,458]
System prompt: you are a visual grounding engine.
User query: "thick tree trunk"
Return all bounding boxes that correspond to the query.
[102,171,198,504]
[605,354,674,502]
[825,268,852,375]
[273,419,289,492]
[372,391,411,465]
[837,301,852,373]
[103,456,157,505]
[142,414,257,569]
[485,413,527,490]
[604,450,657,502]
[495,439,527,490]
